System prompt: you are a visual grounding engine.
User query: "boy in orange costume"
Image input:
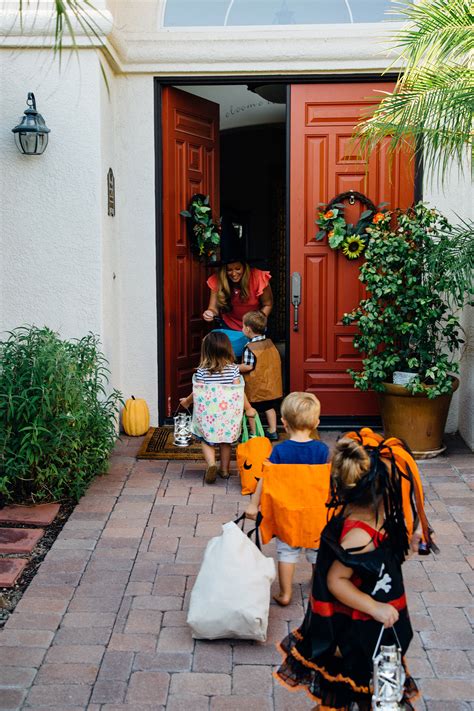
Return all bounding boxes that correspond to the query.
[246,392,329,605]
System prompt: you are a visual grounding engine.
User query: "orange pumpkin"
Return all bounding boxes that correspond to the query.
[122,396,150,436]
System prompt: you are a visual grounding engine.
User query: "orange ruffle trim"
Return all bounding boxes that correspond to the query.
[276,635,421,708]
[275,628,370,699]
[290,646,371,695]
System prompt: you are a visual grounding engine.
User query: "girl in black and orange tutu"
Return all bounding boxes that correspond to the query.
[275,434,435,710]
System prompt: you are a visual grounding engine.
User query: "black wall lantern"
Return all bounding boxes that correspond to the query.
[12,93,51,155]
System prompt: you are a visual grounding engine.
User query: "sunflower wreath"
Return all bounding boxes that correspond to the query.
[315,190,387,260]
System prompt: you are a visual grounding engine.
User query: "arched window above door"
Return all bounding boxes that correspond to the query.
[162,0,403,27]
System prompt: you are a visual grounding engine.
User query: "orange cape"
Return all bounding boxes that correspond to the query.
[259,462,331,548]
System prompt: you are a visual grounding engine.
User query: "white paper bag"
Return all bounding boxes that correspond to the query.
[187,521,276,641]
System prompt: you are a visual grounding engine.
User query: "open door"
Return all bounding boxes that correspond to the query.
[162,87,220,417]
[289,83,414,416]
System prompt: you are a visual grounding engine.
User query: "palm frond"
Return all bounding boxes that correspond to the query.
[355,0,474,183]
[357,65,473,178]
[434,217,474,306]
[17,1,105,55]
[392,0,474,66]
[17,1,108,89]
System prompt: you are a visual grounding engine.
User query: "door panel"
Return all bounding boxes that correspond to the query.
[162,87,220,417]
[290,84,414,416]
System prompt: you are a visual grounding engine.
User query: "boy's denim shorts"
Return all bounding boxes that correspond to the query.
[276,538,318,564]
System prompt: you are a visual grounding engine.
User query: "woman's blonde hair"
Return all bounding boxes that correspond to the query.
[281,392,321,431]
[216,262,251,312]
[199,332,235,373]
[331,438,371,492]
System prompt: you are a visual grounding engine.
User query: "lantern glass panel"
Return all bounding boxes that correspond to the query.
[15,131,48,155]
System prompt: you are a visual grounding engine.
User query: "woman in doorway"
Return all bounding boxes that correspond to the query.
[203,259,273,357]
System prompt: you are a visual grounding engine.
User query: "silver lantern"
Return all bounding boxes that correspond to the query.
[173,412,192,447]
[372,627,405,710]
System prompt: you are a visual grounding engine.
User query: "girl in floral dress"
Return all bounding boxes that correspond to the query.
[180,332,255,484]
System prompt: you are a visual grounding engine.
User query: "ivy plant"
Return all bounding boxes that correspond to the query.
[180,194,221,258]
[343,202,473,398]
[0,327,122,503]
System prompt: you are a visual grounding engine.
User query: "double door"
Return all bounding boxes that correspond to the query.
[161,83,413,419]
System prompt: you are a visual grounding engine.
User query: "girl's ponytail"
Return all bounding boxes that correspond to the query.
[330,433,418,561]
[331,438,370,492]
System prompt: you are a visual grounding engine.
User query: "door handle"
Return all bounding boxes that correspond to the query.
[291,272,301,332]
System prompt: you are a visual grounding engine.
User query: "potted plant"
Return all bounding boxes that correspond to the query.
[343,202,473,457]
[180,193,221,262]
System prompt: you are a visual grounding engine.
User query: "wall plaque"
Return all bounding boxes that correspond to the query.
[107,168,115,216]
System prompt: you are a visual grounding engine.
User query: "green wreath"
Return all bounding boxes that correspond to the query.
[180,194,221,259]
[315,191,387,260]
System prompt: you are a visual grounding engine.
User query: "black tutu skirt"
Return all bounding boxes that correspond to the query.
[274,516,419,710]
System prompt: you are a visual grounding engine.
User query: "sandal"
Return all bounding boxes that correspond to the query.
[218,470,230,479]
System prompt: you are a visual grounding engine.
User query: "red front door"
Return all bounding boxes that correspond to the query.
[162,87,220,417]
[289,83,414,416]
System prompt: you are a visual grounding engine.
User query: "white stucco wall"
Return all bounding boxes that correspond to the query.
[424,161,474,447]
[112,74,157,417]
[0,47,159,423]
[0,50,103,341]
[99,61,122,406]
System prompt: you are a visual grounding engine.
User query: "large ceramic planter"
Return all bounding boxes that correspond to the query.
[377,378,459,459]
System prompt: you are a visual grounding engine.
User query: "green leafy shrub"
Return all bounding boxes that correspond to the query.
[0,327,122,503]
[343,202,473,398]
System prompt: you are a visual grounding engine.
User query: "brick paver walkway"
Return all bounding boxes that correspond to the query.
[0,433,473,710]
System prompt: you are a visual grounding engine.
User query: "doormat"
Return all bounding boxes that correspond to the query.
[136,427,213,461]
[136,426,319,460]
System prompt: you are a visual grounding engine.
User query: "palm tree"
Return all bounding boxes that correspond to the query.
[355,0,473,182]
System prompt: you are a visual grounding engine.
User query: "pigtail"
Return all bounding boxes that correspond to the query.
[328,438,407,559]
[329,432,437,562]
[376,447,410,561]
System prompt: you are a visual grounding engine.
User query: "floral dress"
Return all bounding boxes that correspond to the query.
[191,366,245,445]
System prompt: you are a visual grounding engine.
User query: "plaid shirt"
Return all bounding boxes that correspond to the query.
[242,335,266,370]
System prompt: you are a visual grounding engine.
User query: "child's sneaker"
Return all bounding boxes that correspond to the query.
[266,430,279,442]
[204,464,218,484]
